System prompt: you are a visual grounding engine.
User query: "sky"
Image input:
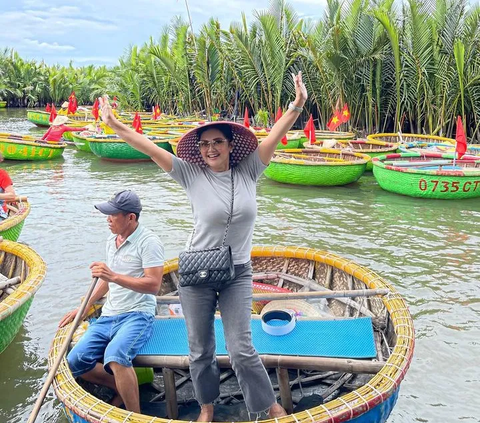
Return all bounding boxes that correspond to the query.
[0,0,327,67]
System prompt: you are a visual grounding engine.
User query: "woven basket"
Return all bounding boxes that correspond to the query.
[50,245,414,423]
[305,139,399,171]
[88,136,176,161]
[264,148,369,186]
[367,132,455,145]
[0,200,30,241]
[0,238,47,353]
[372,151,480,199]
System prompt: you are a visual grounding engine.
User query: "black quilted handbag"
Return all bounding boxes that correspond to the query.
[178,245,235,287]
[178,170,235,287]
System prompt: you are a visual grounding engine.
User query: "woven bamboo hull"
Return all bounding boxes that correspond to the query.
[89,138,174,161]
[0,239,46,354]
[0,101,6,108]
[50,246,414,423]
[0,138,65,160]
[264,149,369,186]
[265,161,366,185]
[367,133,455,145]
[60,389,399,423]
[169,139,178,156]
[71,133,92,152]
[305,141,398,171]
[373,153,480,199]
[27,110,50,127]
[299,131,355,145]
[0,201,30,241]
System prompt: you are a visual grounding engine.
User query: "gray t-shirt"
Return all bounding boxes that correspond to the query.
[168,149,267,265]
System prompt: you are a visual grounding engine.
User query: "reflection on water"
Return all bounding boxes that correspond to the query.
[0,109,479,422]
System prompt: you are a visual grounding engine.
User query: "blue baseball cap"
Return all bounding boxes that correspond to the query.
[95,190,142,215]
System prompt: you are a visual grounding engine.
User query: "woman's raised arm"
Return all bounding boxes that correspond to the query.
[258,71,308,165]
[99,96,174,172]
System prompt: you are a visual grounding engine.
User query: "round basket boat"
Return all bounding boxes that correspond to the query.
[0,199,30,241]
[0,237,46,354]
[264,149,370,186]
[0,134,66,161]
[50,245,414,423]
[305,140,398,171]
[0,101,7,108]
[169,138,179,156]
[26,110,51,127]
[367,133,455,145]
[88,135,178,161]
[71,132,96,153]
[399,142,480,156]
[298,130,355,145]
[372,151,480,199]
[258,132,303,150]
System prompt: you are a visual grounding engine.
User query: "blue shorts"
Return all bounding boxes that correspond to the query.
[67,311,153,377]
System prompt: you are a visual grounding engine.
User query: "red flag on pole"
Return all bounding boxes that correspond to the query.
[303,114,317,145]
[153,104,161,120]
[243,107,250,128]
[133,112,143,134]
[327,110,342,131]
[340,103,350,123]
[275,107,288,145]
[455,115,467,159]
[49,105,57,123]
[68,91,77,114]
[45,103,51,112]
[92,99,99,121]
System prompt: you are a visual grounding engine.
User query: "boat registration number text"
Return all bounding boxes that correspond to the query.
[0,144,56,158]
[418,179,480,193]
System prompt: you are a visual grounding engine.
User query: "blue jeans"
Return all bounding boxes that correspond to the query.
[67,311,153,377]
[179,262,276,413]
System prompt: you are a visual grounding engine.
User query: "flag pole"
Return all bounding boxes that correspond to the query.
[184,0,197,53]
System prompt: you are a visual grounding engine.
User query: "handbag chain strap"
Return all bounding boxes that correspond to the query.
[187,169,234,250]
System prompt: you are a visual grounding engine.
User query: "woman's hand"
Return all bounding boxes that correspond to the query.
[292,71,308,108]
[98,96,116,127]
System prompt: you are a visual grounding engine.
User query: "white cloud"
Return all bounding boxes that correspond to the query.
[2,0,326,65]
[74,56,118,64]
[23,39,76,51]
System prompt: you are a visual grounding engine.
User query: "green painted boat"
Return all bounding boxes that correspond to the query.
[305,139,399,171]
[264,148,370,186]
[0,199,30,241]
[27,110,51,127]
[0,238,46,354]
[71,132,95,152]
[0,101,7,108]
[0,134,66,160]
[372,152,480,199]
[88,135,179,161]
[367,132,455,145]
[258,133,302,150]
[298,130,355,146]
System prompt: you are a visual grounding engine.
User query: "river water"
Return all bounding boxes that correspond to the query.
[0,108,478,423]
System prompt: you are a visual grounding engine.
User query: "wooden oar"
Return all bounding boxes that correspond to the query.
[152,288,389,304]
[27,277,99,423]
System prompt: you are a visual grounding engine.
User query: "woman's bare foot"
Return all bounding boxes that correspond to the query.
[268,403,288,418]
[197,403,214,422]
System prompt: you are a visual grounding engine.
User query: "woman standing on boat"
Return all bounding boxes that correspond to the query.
[99,72,307,421]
